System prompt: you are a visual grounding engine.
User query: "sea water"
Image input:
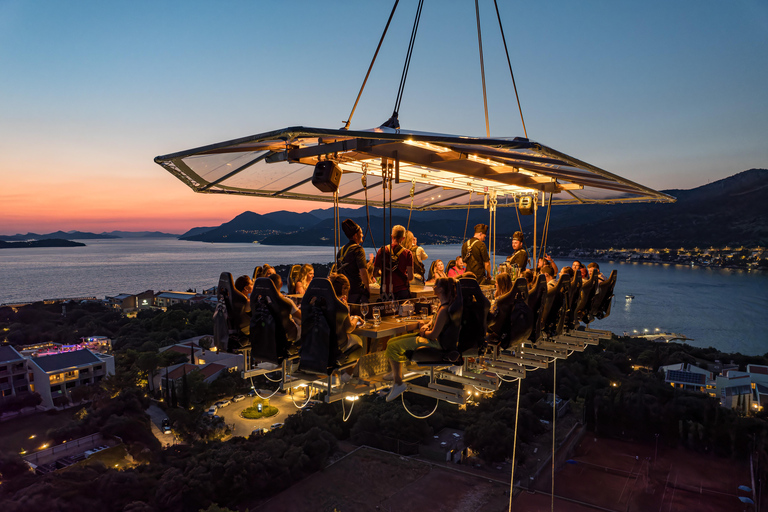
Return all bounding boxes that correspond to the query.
[1,239,766,356]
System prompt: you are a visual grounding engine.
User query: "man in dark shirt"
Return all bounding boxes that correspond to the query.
[336,219,370,304]
[373,224,414,300]
[462,224,490,283]
[506,231,529,271]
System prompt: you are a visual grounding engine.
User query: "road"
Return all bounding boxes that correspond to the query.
[216,390,307,437]
[146,403,179,447]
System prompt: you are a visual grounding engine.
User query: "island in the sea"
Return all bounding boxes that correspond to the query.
[0,239,86,249]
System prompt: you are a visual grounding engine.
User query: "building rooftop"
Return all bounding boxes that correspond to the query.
[108,293,133,300]
[156,291,197,300]
[32,349,101,373]
[165,364,199,380]
[199,363,226,379]
[0,345,24,363]
[748,364,768,376]
[162,345,200,356]
[666,370,706,386]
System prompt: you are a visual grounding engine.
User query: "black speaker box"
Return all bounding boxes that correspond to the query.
[312,161,342,193]
[518,196,534,215]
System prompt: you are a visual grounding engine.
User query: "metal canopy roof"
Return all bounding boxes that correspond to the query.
[155,126,675,210]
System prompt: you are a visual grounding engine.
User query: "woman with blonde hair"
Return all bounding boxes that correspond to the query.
[294,264,315,295]
[425,259,447,285]
[384,277,457,401]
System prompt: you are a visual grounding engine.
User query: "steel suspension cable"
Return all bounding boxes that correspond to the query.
[462,191,473,242]
[362,164,376,249]
[508,377,522,512]
[493,0,528,138]
[343,0,401,130]
[475,0,491,137]
[390,0,425,123]
[541,192,553,258]
[551,358,557,512]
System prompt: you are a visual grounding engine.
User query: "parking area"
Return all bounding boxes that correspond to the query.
[214,390,307,437]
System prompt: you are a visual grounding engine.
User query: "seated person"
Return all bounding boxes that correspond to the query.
[447,256,467,278]
[541,265,557,289]
[559,266,574,280]
[329,274,365,380]
[269,273,301,336]
[294,264,315,295]
[384,277,457,402]
[234,275,254,297]
[261,264,276,276]
[536,254,558,275]
[490,273,513,315]
[572,260,588,279]
[587,262,607,283]
[425,259,447,285]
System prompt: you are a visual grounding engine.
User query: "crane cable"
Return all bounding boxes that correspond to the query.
[387,0,425,127]
[540,192,553,260]
[508,377,522,512]
[493,0,528,138]
[551,359,557,512]
[462,190,473,242]
[343,0,400,130]
[362,163,376,249]
[406,180,416,232]
[475,0,491,137]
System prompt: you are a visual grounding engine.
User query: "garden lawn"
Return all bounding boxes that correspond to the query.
[0,408,80,455]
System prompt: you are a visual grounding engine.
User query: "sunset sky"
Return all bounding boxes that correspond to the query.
[1,1,766,235]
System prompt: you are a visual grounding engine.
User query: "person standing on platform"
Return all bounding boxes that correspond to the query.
[462,224,491,283]
[336,219,371,305]
[373,225,414,300]
[506,231,529,271]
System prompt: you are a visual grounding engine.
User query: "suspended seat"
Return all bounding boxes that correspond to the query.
[213,272,251,356]
[406,279,464,366]
[249,277,299,366]
[298,278,362,376]
[585,270,618,323]
[487,277,533,351]
[540,275,570,340]
[563,272,583,331]
[526,274,548,343]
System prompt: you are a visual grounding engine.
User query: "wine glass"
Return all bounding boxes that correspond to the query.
[372,307,381,326]
[360,303,369,326]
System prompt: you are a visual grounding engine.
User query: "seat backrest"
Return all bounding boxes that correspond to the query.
[214,272,250,352]
[564,272,582,330]
[298,278,350,375]
[527,274,547,342]
[512,277,529,303]
[287,264,301,295]
[488,278,534,350]
[574,269,599,324]
[457,278,490,355]
[436,280,463,353]
[250,277,298,364]
[588,270,618,322]
[542,276,570,338]
[253,265,262,280]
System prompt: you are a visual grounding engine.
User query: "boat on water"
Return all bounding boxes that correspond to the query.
[626,294,634,300]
